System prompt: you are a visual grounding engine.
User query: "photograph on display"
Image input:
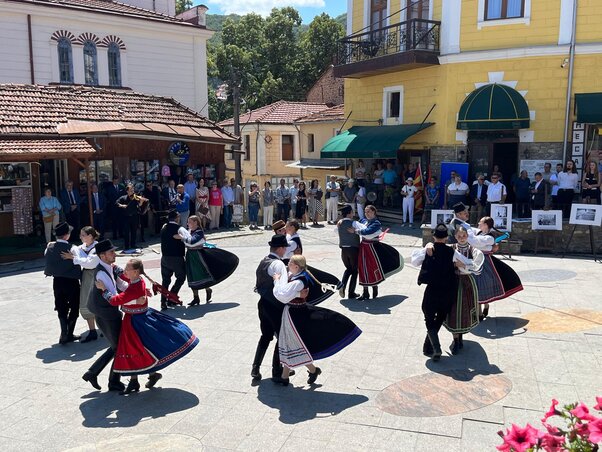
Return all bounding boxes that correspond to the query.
[532,210,563,231]
[569,204,602,226]
[430,209,454,229]
[491,204,512,232]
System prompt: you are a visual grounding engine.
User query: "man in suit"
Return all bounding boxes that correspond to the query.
[531,172,549,210]
[469,175,488,224]
[104,176,124,240]
[59,180,81,241]
[84,183,106,237]
[161,179,178,210]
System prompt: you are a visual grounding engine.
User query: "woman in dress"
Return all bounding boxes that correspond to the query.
[195,178,210,230]
[307,179,324,226]
[463,216,523,320]
[248,182,261,230]
[61,226,100,342]
[95,258,199,394]
[350,205,404,300]
[208,181,222,230]
[295,181,308,228]
[271,255,362,386]
[262,181,275,230]
[557,159,579,218]
[582,160,600,205]
[39,188,62,243]
[175,215,240,306]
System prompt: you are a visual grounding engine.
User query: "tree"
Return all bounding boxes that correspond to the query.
[175,0,192,15]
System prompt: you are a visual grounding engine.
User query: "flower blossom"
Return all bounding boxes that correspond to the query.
[539,433,565,452]
[594,396,602,412]
[570,403,597,422]
[585,418,602,444]
[542,399,560,422]
[497,424,540,452]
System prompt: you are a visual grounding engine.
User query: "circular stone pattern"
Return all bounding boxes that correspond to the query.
[522,309,602,333]
[517,269,577,283]
[376,371,512,417]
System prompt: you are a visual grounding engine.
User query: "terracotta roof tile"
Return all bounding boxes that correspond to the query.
[295,104,345,123]
[0,139,96,159]
[219,101,329,127]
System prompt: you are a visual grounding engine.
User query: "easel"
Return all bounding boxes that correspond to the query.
[562,224,599,259]
[534,230,562,255]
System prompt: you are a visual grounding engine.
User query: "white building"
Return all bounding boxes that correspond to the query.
[0,0,211,114]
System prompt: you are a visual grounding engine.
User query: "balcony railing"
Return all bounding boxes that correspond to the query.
[336,19,440,68]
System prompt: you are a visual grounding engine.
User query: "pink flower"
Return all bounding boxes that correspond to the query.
[541,422,560,435]
[594,396,602,411]
[498,424,540,452]
[542,399,560,422]
[570,403,596,422]
[585,418,602,443]
[539,433,565,452]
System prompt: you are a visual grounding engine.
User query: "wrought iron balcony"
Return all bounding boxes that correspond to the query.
[334,19,441,78]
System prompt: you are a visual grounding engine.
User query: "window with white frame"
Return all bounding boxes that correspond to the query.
[281,134,295,161]
[57,38,74,84]
[485,0,524,20]
[107,43,121,87]
[382,86,403,123]
[83,41,98,85]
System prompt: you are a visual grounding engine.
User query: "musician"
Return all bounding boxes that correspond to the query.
[116,184,147,250]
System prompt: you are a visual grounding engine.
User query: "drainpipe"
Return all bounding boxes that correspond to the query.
[562,0,578,164]
[27,15,35,83]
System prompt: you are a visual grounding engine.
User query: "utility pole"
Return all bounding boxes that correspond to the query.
[230,69,242,186]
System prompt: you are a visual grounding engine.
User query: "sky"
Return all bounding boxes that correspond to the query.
[199,0,347,23]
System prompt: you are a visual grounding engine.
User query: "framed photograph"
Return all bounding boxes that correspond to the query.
[532,210,563,231]
[430,209,454,229]
[491,203,512,232]
[569,204,602,226]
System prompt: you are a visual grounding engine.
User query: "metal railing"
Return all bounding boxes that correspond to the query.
[336,19,440,66]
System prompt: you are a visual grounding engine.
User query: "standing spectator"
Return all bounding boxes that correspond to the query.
[401,177,418,227]
[530,172,548,210]
[443,171,457,208]
[421,177,439,225]
[469,175,488,224]
[262,181,275,230]
[356,180,367,221]
[231,178,244,228]
[289,179,299,221]
[104,176,124,240]
[174,184,190,227]
[162,179,178,210]
[542,162,554,182]
[195,178,210,230]
[116,184,143,250]
[373,162,385,206]
[208,181,222,230]
[40,188,62,243]
[342,179,358,216]
[485,173,507,215]
[557,159,579,218]
[143,181,161,236]
[404,162,415,182]
[60,180,81,241]
[89,183,106,237]
[549,163,563,209]
[160,210,186,311]
[446,174,469,209]
[184,172,198,214]
[248,182,261,230]
[294,181,308,227]
[307,179,323,226]
[221,177,234,228]
[275,179,291,222]
[513,170,531,218]
[582,160,600,204]
[382,162,397,207]
[325,175,340,224]
[354,159,367,186]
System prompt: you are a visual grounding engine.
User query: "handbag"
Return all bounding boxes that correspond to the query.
[43,214,55,223]
[315,189,323,201]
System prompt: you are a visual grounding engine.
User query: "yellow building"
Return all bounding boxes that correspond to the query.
[329,0,602,185]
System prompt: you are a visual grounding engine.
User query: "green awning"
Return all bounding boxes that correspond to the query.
[320,123,434,159]
[456,83,530,130]
[575,93,602,123]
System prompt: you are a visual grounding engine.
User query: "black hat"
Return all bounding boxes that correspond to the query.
[167,210,179,220]
[340,205,353,216]
[268,234,289,248]
[54,222,72,237]
[453,202,468,214]
[95,239,117,255]
[433,223,449,239]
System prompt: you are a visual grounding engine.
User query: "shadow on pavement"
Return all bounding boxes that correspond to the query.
[36,339,108,363]
[257,380,368,424]
[425,340,502,380]
[166,302,240,320]
[79,387,199,428]
[470,316,529,339]
[339,295,406,315]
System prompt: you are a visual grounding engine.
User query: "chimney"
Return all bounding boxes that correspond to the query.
[176,4,209,27]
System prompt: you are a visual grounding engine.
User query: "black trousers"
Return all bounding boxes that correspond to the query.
[340,246,359,295]
[53,277,80,323]
[87,295,123,381]
[257,297,285,376]
[123,214,139,249]
[65,209,80,241]
[161,256,186,305]
[421,283,457,332]
[111,206,122,239]
[557,189,574,218]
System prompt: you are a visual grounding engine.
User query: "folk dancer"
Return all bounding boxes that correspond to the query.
[447,202,471,244]
[336,205,360,299]
[272,255,362,386]
[159,210,187,311]
[283,219,302,259]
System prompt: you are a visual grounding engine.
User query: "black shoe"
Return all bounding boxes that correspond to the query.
[422,334,433,357]
[450,339,460,355]
[372,286,379,299]
[66,334,80,343]
[120,379,140,395]
[271,376,289,386]
[58,318,69,344]
[167,301,177,308]
[82,371,101,390]
[348,292,360,299]
[307,367,322,384]
[427,330,442,362]
[482,305,489,319]
[458,335,464,349]
[80,330,98,343]
[357,290,370,301]
[145,373,162,389]
[108,381,126,392]
[188,297,201,307]
[251,366,262,381]
[206,288,213,304]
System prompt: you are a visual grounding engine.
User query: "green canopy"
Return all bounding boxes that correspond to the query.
[320,123,434,159]
[575,93,602,124]
[456,83,530,130]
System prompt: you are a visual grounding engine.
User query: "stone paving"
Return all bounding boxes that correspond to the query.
[0,224,600,451]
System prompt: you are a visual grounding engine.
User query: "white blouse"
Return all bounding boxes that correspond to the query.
[72,242,99,270]
[410,245,477,272]
[557,172,579,190]
[272,272,304,304]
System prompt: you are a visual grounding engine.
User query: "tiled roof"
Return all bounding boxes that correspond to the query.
[7,0,196,27]
[295,104,345,123]
[0,84,238,144]
[219,101,329,127]
[0,139,96,160]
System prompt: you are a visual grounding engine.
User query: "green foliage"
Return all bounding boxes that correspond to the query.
[175,0,192,15]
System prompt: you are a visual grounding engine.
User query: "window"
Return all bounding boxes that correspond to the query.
[244,135,251,161]
[107,43,121,87]
[383,86,403,123]
[281,135,294,161]
[57,38,73,84]
[83,41,98,85]
[485,0,524,20]
[389,92,400,118]
[370,0,387,31]
[308,133,315,153]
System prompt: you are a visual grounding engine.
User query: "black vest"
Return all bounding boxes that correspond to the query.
[44,242,81,279]
[291,236,303,255]
[338,218,360,248]
[87,263,121,316]
[255,255,280,303]
[418,242,456,287]
[161,222,185,257]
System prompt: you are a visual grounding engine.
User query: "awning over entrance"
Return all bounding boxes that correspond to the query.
[456,83,530,131]
[286,158,345,170]
[320,123,434,159]
[575,93,602,124]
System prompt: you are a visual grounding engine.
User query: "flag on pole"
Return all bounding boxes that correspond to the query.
[414,163,424,213]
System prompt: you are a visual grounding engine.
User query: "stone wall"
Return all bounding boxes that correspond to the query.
[429,146,458,179]
[518,142,563,161]
[306,67,344,107]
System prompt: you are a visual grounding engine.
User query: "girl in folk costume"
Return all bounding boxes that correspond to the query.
[284,220,302,259]
[272,255,362,386]
[174,215,239,306]
[350,205,403,301]
[61,226,100,343]
[95,258,199,395]
[195,178,211,230]
[462,216,523,320]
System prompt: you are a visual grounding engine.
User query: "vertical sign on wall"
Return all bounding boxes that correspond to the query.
[571,122,585,192]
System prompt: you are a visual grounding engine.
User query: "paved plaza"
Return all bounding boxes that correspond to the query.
[0,225,600,451]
